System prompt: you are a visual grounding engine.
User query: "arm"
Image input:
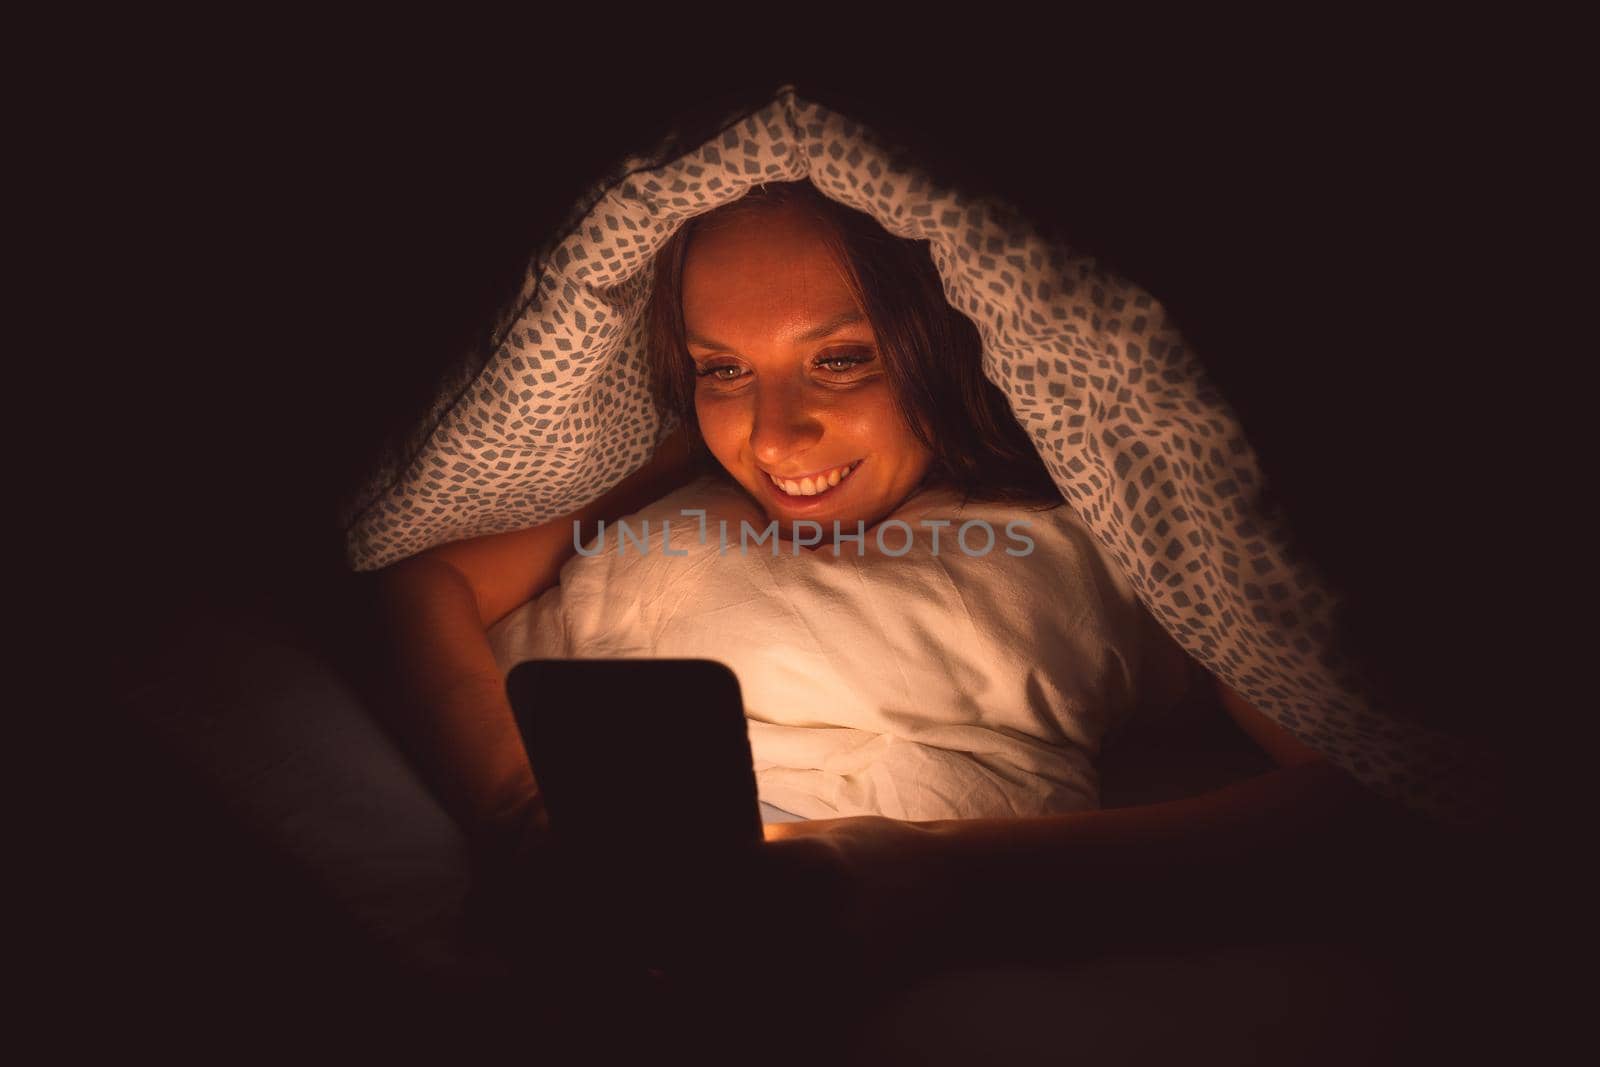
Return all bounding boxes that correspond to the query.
[766,676,1401,970]
[1212,674,1327,770]
[370,426,697,862]
[922,758,1388,962]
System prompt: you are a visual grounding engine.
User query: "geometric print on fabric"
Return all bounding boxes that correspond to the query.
[339,84,1500,827]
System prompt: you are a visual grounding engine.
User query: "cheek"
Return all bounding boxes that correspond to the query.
[838,388,922,452]
[693,391,741,456]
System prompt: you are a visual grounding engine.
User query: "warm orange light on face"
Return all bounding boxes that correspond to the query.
[681,204,935,544]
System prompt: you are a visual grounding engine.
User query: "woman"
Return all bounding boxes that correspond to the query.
[484,179,1220,824]
[373,177,1391,983]
[645,176,1063,530]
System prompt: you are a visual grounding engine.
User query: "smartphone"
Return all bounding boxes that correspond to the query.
[506,658,785,983]
[505,658,764,864]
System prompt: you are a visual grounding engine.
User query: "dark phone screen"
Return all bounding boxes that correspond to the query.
[506,658,764,864]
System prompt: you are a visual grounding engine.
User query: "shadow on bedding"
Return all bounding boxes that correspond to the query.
[98,589,1528,1062]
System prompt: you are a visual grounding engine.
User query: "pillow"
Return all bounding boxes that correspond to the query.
[481,472,1199,821]
[339,84,1497,825]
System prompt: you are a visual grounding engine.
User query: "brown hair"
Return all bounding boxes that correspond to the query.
[645,180,1064,511]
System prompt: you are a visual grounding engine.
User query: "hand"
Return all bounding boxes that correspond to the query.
[461,792,567,965]
[468,790,555,880]
[758,815,961,985]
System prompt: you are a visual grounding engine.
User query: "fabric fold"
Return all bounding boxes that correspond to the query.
[488,474,1184,821]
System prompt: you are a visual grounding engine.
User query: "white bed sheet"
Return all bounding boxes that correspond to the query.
[488,474,1195,823]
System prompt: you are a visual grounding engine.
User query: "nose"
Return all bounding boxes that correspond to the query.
[748,375,823,471]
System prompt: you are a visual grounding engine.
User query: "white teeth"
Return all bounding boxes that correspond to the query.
[769,461,857,497]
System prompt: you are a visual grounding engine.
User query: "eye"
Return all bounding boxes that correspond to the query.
[815,349,875,374]
[695,362,745,382]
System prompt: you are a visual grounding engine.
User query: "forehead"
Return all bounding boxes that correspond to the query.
[680,206,861,329]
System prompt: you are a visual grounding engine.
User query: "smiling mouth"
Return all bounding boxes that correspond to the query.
[764,459,863,500]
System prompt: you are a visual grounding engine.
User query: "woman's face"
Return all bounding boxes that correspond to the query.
[682,203,935,539]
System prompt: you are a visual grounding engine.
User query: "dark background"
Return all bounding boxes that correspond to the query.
[63,43,1540,1049]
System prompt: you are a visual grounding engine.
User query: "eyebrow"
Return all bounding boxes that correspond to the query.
[685,309,868,353]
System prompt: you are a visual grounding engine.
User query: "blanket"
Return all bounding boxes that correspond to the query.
[486,474,1198,821]
[341,83,1495,824]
